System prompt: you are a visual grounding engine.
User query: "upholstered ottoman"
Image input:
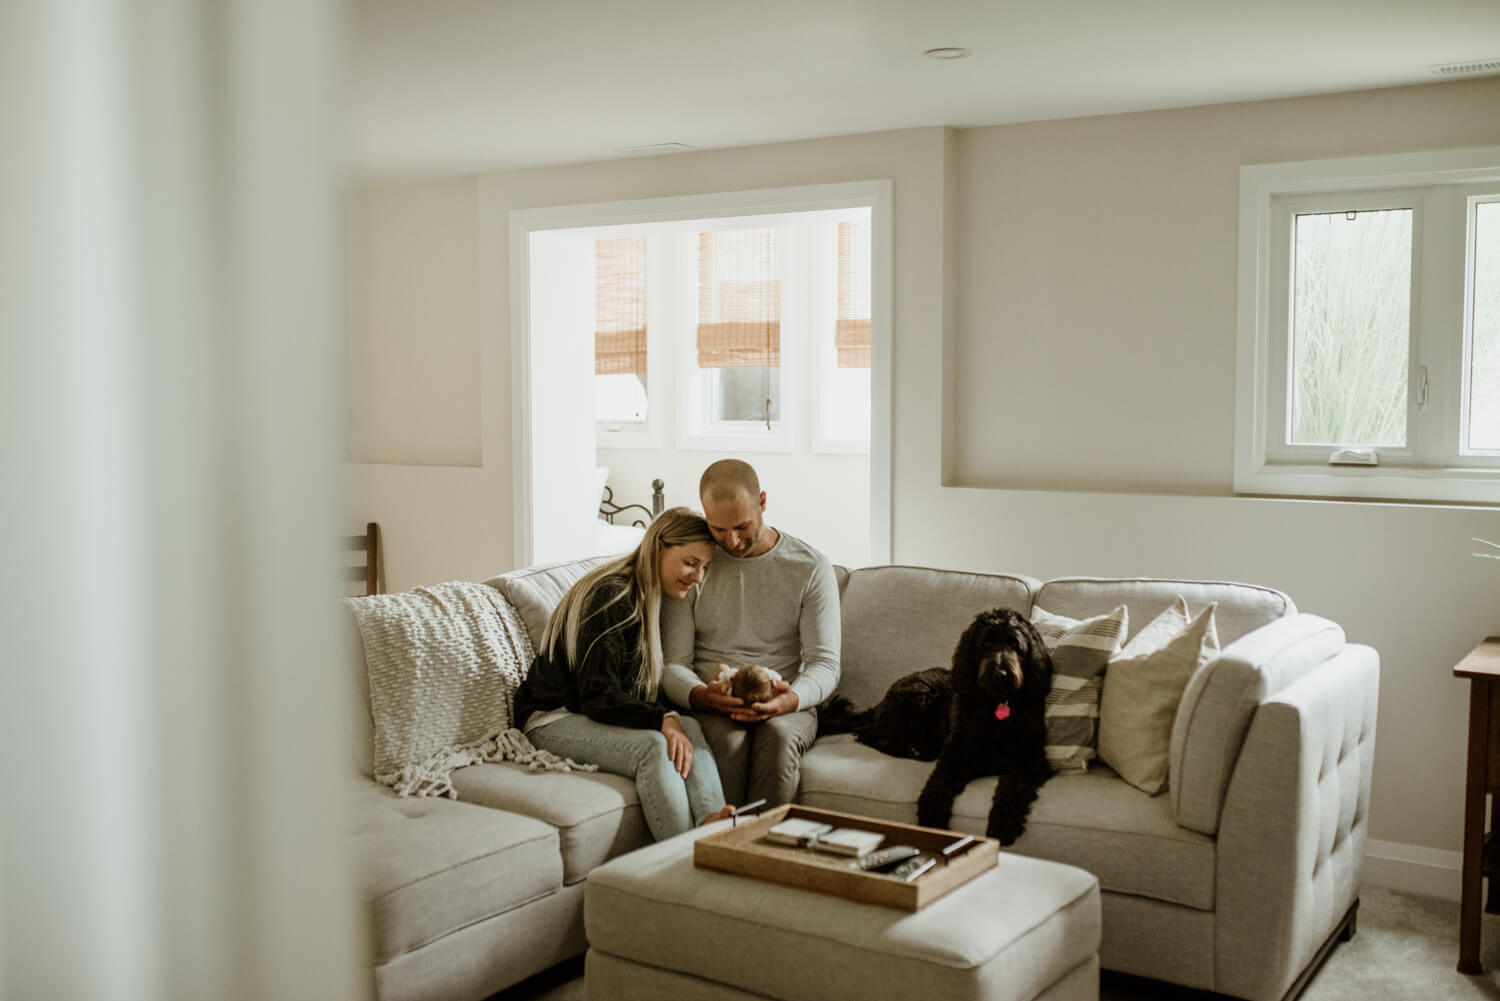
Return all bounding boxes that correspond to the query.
[583,824,1101,1001]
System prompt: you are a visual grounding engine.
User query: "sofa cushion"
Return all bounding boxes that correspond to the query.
[836,566,1039,710]
[1031,605,1128,774]
[798,734,1215,910]
[349,781,563,964]
[484,556,613,648]
[449,762,651,885]
[1169,612,1347,835]
[1034,577,1293,646]
[1098,600,1219,795]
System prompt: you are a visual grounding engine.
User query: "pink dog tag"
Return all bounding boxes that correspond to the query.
[994,703,1011,721]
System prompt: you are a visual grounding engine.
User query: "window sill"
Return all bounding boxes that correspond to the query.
[596,425,659,450]
[1233,462,1500,505]
[675,429,794,454]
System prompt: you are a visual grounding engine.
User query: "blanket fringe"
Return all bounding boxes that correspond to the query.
[377,727,597,799]
[495,728,600,773]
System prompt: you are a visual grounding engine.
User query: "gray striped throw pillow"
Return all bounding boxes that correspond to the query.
[1032,604,1128,774]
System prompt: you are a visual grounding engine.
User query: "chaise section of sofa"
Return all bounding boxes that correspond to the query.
[350,782,577,1001]
[342,565,652,1001]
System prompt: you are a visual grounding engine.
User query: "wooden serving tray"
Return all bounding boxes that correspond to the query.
[693,804,999,911]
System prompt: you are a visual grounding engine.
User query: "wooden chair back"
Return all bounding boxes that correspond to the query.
[344,522,384,596]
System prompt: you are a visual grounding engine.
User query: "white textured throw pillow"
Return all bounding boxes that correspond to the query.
[1098,597,1220,795]
[1032,605,1128,774]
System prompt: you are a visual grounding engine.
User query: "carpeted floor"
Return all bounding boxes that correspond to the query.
[490,886,1500,1000]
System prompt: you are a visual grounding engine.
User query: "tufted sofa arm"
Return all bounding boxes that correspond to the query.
[1169,614,1348,834]
[1211,644,1379,1001]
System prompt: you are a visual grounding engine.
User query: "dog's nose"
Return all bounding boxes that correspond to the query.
[992,653,1022,688]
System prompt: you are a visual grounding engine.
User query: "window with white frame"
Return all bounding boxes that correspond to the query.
[593,237,650,429]
[591,208,872,454]
[691,227,785,437]
[816,220,874,451]
[1235,147,1500,503]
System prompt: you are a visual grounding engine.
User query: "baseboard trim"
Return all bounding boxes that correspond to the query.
[1363,839,1462,901]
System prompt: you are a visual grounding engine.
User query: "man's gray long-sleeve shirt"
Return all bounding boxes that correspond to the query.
[659,531,841,711]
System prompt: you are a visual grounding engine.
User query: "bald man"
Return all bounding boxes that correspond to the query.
[660,459,841,807]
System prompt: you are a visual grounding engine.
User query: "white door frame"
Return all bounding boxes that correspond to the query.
[509,180,894,567]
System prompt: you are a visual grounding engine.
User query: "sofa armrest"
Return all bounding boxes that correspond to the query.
[1170,613,1347,834]
[1212,643,1379,1001]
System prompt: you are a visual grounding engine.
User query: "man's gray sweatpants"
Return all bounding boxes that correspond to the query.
[694,708,818,808]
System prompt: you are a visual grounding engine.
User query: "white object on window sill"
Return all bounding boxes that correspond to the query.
[1328,448,1379,466]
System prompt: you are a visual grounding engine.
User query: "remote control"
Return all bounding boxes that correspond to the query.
[886,854,937,882]
[848,845,920,872]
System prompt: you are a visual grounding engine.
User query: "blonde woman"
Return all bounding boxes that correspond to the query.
[514,507,733,839]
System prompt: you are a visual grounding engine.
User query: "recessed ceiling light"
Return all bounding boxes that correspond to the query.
[923,47,970,60]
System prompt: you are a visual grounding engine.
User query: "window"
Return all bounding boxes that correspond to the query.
[1470,201,1500,451]
[588,207,871,454]
[1236,147,1500,503]
[813,220,872,451]
[594,237,649,428]
[675,212,871,452]
[693,228,783,433]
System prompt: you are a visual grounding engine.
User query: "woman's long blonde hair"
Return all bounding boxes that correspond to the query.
[539,507,713,699]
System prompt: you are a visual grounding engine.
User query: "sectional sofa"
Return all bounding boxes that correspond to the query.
[344,559,1379,1001]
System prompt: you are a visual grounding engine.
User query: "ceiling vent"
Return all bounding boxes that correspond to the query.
[1428,58,1500,78]
[612,142,694,156]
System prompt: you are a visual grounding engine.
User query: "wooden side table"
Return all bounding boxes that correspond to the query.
[1455,637,1500,974]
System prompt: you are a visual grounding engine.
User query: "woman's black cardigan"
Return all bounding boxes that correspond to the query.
[513,573,671,732]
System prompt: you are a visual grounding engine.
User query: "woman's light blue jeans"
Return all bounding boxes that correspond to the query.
[527,713,725,841]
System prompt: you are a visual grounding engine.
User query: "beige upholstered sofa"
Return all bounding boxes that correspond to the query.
[345,560,1378,1001]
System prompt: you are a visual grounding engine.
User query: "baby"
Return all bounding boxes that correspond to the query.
[712,664,781,706]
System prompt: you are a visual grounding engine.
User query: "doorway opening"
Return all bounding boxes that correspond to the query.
[511,182,891,569]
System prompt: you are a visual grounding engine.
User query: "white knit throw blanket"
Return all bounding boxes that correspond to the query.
[344,582,596,799]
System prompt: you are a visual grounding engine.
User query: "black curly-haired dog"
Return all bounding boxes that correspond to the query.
[820,608,1054,845]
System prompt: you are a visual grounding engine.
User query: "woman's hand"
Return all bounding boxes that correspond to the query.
[662,714,693,778]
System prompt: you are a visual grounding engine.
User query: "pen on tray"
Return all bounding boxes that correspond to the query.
[729,798,767,827]
[940,835,976,861]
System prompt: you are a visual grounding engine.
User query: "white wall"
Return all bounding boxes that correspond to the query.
[348,177,482,466]
[347,77,1500,893]
[349,126,947,585]
[950,79,1500,496]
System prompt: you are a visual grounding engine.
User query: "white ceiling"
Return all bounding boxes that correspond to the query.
[349,0,1500,177]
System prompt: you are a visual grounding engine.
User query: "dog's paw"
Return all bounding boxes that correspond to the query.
[917,808,951,830]
[917,790,954,830]
[984,810,1027,847]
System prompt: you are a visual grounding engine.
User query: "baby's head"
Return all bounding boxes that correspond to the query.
[730,665,777,705]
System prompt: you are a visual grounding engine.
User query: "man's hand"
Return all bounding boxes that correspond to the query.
[690,670,799,723]
[745,679,799,721]
[688,683,745,717]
